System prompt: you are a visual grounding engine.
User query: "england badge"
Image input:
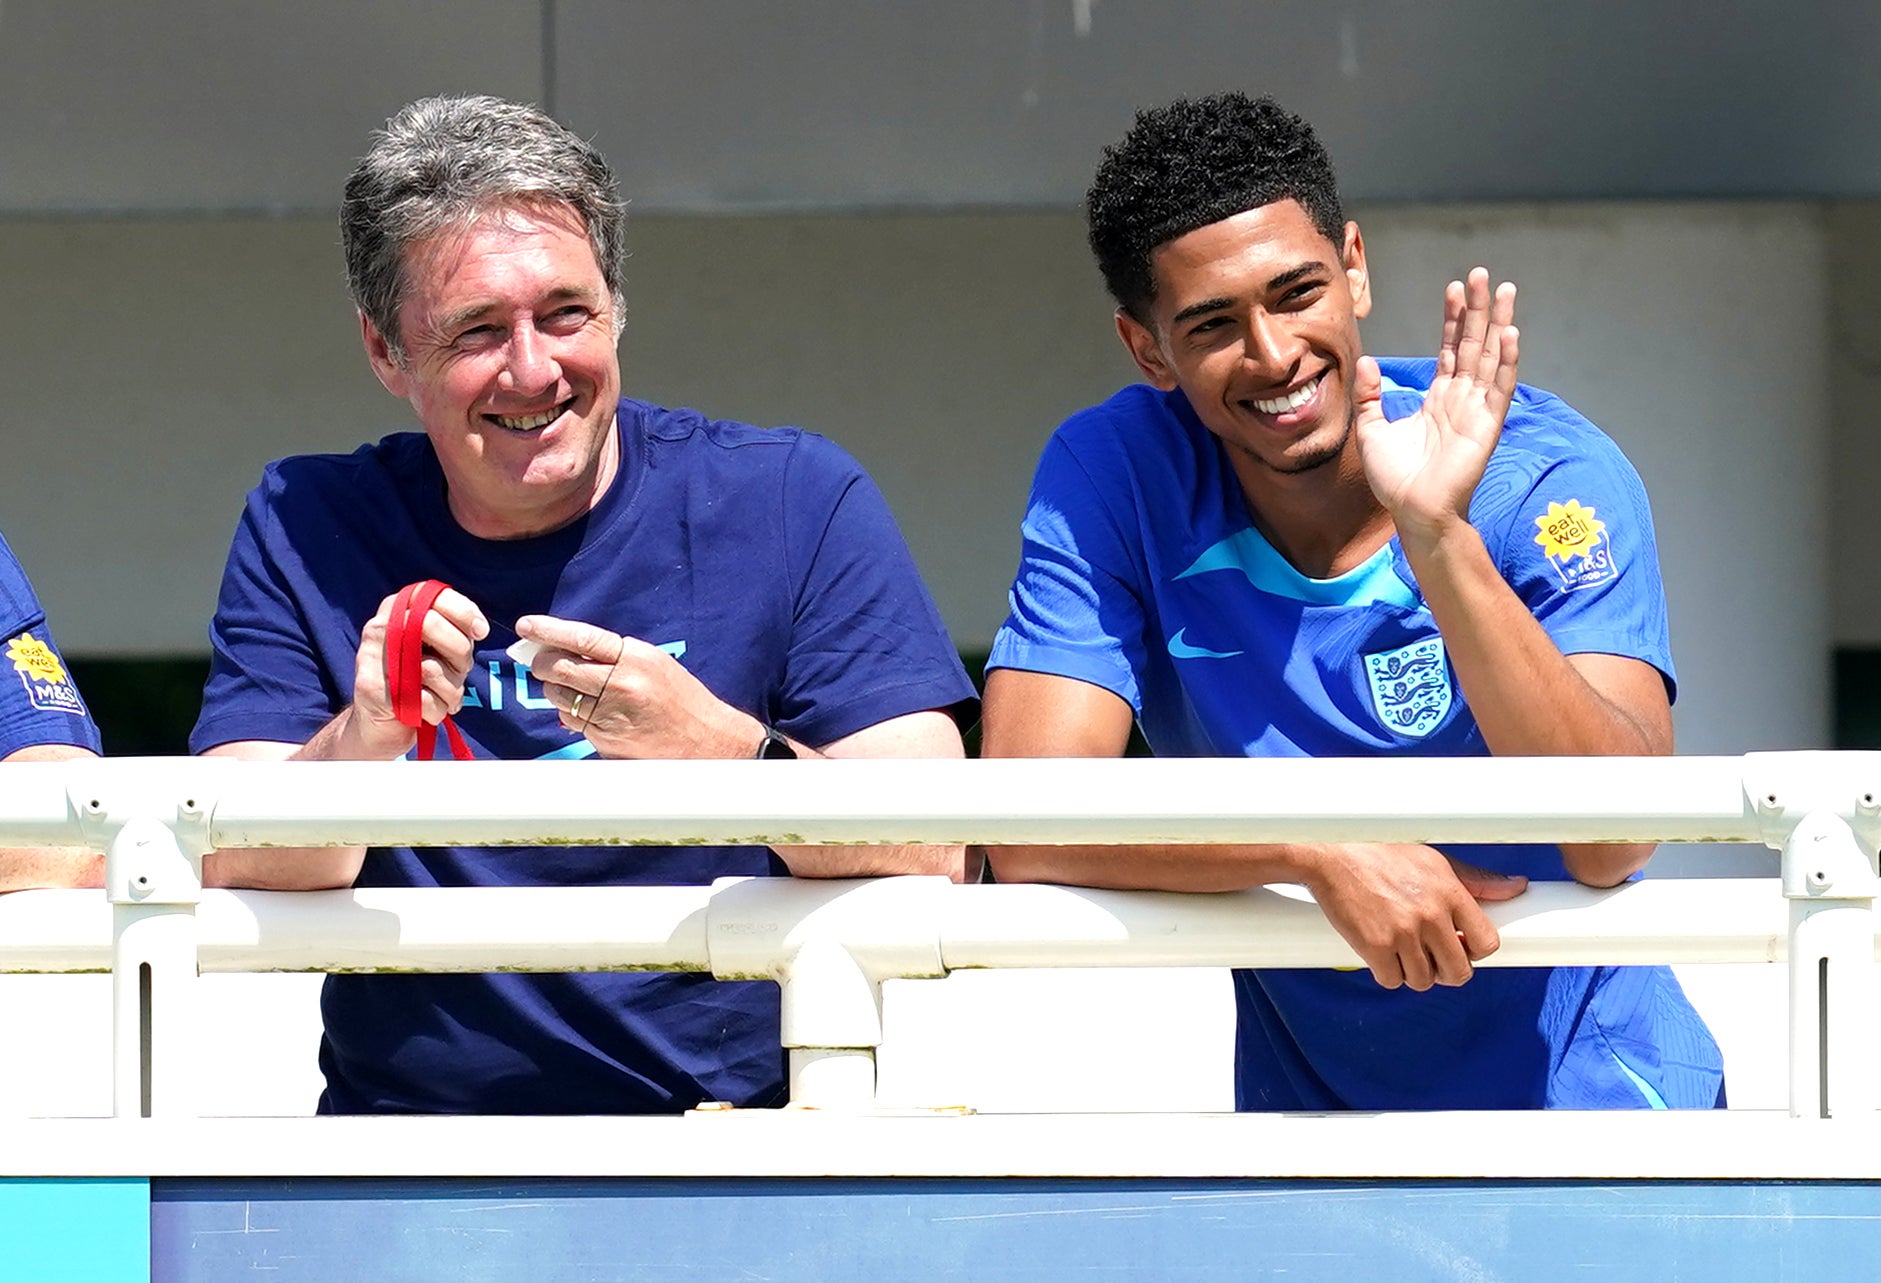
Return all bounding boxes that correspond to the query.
[1363,636,1453,740]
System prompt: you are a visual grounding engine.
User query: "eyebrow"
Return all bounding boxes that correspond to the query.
[1166,262,1329,328]
[435,286,602,337]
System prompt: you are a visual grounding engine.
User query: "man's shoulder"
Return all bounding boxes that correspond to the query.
[1057,383,1185,442]
[254,433,431,501]
[624,398,862,482]
[1376,358,1637,483]
[0,530,45,636]
[1041,384,1202,488]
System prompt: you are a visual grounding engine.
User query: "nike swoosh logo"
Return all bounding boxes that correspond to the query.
[1167,628,1244,660]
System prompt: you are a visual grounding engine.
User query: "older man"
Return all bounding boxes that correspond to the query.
[983,93,1723,1110]
[192,96,975,1114]
[0,531,102,891]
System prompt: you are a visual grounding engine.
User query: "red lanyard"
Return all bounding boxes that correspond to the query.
[385,579,475,762]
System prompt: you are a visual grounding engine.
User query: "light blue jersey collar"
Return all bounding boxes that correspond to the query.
[1175,526,1417,610]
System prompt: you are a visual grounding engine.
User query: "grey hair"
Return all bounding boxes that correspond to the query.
[340,94,627,362]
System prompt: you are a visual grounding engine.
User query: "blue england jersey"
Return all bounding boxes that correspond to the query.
[0,530,101,759]
[194,399,976,1115]
[990,358,1724,1110]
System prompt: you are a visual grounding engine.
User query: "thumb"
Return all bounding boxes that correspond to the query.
[1446,856,1528,903]
[1351,354,1384,428]
[515,614,623,663]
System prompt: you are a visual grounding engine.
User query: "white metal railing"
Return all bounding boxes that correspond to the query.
[0,752,1876,1121]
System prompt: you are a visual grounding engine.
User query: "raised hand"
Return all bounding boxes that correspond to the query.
[348,586,489,758]
[1354,268,1518,545]
[515,614,763,760]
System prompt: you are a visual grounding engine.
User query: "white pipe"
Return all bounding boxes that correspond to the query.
[939,879,1796,971]
[0,879,1826,976]
[0,887,715,974]
[0,755,1791,849]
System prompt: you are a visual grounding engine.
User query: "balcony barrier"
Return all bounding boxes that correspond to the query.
[0,752,1875,1122]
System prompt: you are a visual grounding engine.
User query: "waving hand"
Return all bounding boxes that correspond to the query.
[1354,268,1518,544]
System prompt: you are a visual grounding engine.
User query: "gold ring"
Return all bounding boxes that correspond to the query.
[569,693,586,721]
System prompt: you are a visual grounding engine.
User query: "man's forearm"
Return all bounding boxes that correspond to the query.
[199,707,380,890]
[775,844,971,882]
[0,847,103,892]
[1405,523,1661,755]
[986,841,1330,892]
[1403,520,1666,884]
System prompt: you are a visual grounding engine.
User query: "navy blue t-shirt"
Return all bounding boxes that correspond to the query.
[0,530,101,758]
[192,399,976,1114]
[991,360,1724,1111]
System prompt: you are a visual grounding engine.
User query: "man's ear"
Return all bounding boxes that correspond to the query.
[1343,221,1372,321]
[1115,308,1179,391]
[360,312,409,398]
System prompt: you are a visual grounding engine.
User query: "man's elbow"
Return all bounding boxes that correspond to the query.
[1561,841,1656,888]
[983,845,1071,886]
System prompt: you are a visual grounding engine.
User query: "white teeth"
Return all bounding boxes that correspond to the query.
[1251,375,1321,416]
[493,408,560,431]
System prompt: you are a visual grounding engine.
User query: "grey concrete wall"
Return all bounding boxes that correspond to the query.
[5,2,1881,214]
[1829,202,1881,647]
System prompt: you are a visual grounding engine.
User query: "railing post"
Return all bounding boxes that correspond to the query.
[1778,809,1880,1119]
[707,876,948,1110]
[78,773,213,1119]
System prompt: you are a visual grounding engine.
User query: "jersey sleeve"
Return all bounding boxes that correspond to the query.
[189,480,346,752]
[770,436,977,747]
[1480,433,1677,699]
[986,433,1148,713]
[0,532,102,757]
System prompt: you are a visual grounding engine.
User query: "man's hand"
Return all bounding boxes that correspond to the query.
[516,615,760,759]
[1355,267,1519,545]
[1298,843,1528,991]
[346,586,489,759]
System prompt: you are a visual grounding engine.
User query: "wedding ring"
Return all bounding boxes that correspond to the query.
[569,692,586,721]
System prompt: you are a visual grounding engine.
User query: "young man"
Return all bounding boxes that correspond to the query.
[983,93,1723,1110]
[192,96,976,1114]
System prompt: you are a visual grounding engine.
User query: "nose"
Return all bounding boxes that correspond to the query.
[1243,310,1301,378]
[498,323,561,395]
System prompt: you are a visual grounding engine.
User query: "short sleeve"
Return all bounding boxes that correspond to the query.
[0,533,103,757]
[1482,437,1677,700]
[986,434,1149,712]
[772,436,977,746]
[189,482,344,752]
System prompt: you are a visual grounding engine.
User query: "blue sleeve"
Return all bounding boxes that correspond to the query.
[1478,431,1677,700]
[986,433,1148,713]
[189,479,345,753]
[0,532,102,756]
[772,436,977,746]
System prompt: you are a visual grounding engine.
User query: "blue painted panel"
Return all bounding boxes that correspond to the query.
[152,1177,1881,1283]
[0,1178,149,1283]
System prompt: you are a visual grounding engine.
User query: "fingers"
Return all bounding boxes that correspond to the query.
[427,588,490,645]
[1449,268,1492,378]
[516,614,626,664]
[1351,353,1384,422]
[1435,277,1466,378]
[1490,317,1520,418]
[553,683,595,731]
[1445,856,1529,903]
[1437,269,1519,393]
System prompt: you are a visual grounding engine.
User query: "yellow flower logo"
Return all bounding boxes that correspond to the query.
[1533,500,1605,562]
[6,633,67,685]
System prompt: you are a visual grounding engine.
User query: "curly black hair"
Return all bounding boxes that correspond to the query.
[1087,93,1345,319]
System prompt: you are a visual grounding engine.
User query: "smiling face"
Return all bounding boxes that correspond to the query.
[362,202,623,540]
[1117,199,1372,489]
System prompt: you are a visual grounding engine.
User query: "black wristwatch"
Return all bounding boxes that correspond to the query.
[754,724,798,760]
